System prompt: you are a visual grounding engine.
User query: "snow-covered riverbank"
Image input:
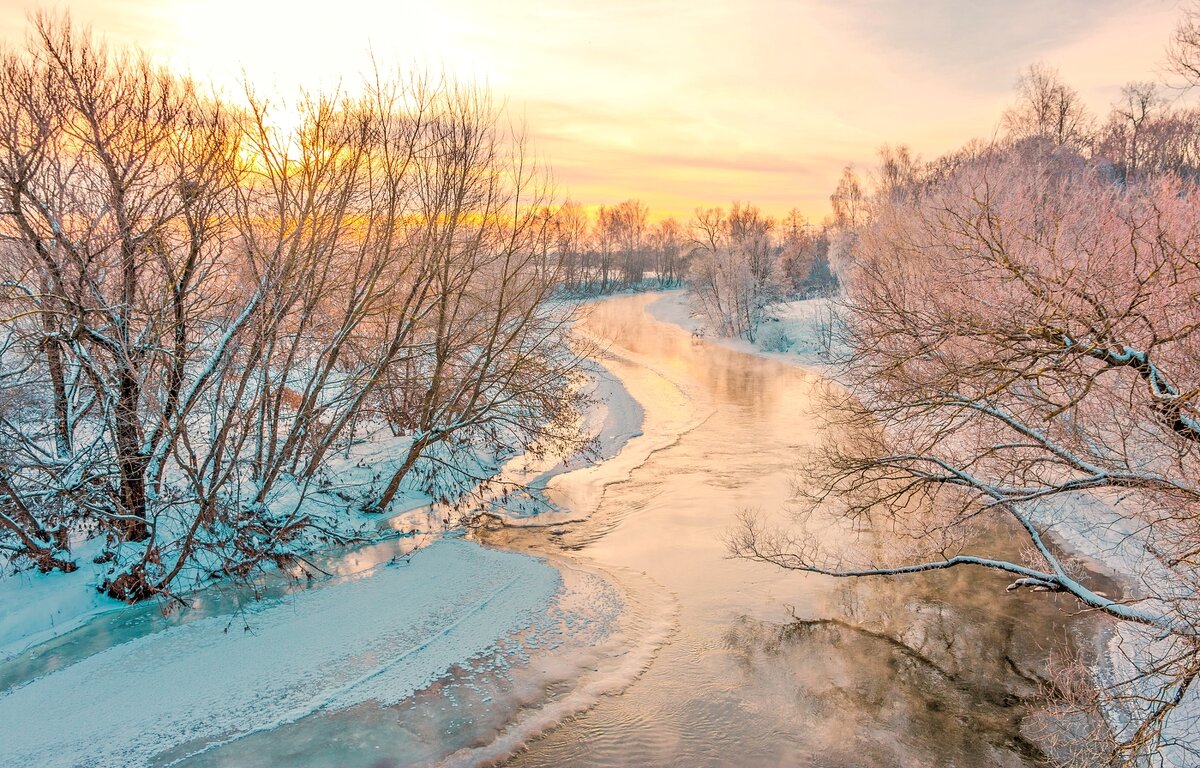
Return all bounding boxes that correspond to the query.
[0,338,660,766]
[0,348,648,656]
[0,424,490,661]
[646,290,843,374]
[1,539,561,768]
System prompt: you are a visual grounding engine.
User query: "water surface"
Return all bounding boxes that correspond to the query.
[493,293,1101,767]
[0,292,1103,767]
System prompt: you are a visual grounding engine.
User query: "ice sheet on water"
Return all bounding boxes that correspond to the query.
[170,557,676,768]
[0,539,560,768]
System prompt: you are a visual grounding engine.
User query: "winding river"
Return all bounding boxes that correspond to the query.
[490,292,1099,767]
[0,292,1101,767]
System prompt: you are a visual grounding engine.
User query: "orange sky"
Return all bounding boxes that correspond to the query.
[0,0,1187,221]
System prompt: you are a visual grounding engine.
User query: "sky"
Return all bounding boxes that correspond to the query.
[0,0,1188,220]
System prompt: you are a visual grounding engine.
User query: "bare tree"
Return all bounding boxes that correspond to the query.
[0,14,260,594]
[1099,82,1162,183]
[1002,62,1091,148]
[368,87,590,513]
[0,16,588,601]
[731,146,1200,763]
[552,199,589,290]
[874,144,923,202]
[1169,2,1200,88]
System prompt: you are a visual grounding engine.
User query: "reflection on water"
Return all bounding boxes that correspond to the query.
[497,293,1099,767]
[0,292,1103,767]
[0,533,435,695]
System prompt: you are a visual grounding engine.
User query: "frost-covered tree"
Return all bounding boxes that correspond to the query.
[686,203,783,341]
[1002,62,1091,149]
[731,145,1200,764]
[647,216,687,287]
[0,15,587,601]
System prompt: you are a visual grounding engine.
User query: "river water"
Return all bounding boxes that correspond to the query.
[487,293,1100,767]
[0,292,1101,767]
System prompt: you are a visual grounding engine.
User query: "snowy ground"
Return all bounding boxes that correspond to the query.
[646,290,845,374]
[0,354,644,662]
[0,436,474,662]
[0,345,655,766]
[0,539,561,768]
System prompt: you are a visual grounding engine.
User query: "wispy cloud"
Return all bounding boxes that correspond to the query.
[1,0,1185,220]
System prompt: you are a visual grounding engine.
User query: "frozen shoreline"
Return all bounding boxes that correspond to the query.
[0,539,563,768]
[0,347,649,657]
[645,289,842,376]
[0,335,657,766]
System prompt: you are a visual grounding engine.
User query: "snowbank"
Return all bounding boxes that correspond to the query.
[0,538,561,768]
[0,425,491,661]
[646,290,845,374]
[0,355,643,661]
[0,332,661,767]
[0,536,119,661]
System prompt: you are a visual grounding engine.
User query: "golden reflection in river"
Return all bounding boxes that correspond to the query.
[499,293,1099,767]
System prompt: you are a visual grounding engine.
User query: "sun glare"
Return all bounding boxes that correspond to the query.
[167,0,497,99]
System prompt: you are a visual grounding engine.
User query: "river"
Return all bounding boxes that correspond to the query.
[488,292,1098,767]
[0,292,1100,767]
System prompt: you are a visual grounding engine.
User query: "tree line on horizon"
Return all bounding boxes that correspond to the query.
[547,197,839,307]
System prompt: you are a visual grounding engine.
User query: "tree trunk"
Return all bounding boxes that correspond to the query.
[114,369,150,541]
[372,435,430,513]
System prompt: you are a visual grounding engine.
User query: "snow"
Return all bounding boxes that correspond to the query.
[645,290,845,374]
[462,360,645,526]
[0,537,120,661]
[0,418,532,662]
[1035,493,1200,765]
[0,538,561,768]
[0,328,660,767]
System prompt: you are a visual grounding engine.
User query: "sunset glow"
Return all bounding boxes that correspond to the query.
[6,2,1200,763]
[0,0,1184,219]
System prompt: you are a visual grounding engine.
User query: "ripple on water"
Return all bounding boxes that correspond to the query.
[170,557,677,768]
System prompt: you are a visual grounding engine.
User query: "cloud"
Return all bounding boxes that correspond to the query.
[814,0,1166,92]
[0,0,1186,220]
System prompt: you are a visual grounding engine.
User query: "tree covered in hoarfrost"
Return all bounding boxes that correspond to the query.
[1002,62,1092,150]
[686,202,785,341]
[0,15,588,601]
[731,143,1200,764]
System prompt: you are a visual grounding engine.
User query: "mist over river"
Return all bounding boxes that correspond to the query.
[0,293,1102,768]
[491,293,1102,767]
